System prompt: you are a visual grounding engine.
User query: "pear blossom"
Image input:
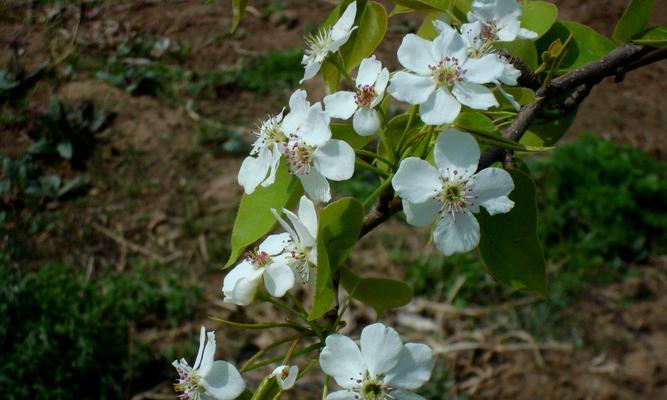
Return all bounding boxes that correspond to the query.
[301,1,357,83]
[388,21,504,125]
[467,0,537,43]
[319,323,434,400]
[282,90,355,203]
[172,327,245,400]
[222,233,295,306]
[271,195,318,284]
[272,365,299,390]
[391,129,515,256]
[237,111,287,194]
[324,55,389,136]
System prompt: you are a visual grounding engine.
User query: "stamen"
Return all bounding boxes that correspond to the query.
[354,84,376,107]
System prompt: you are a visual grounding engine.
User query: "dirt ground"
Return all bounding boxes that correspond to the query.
[1,1,666,399]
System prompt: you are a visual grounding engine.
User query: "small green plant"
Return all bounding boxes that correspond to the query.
[26,96,111,168]
[0,260,202,400]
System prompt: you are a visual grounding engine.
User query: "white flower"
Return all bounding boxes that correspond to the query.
[172,327,246,400]
[324,55,389,136]
[272,365,299,390]
[271,195,319,284]
[467,0,537,42]
[237,111,287,194]
[282,90,355,203]
[319,323,434,400]
[388,21,504,126]
[222,233,295,306]
[391,129,515,256]
[301,1,357,83]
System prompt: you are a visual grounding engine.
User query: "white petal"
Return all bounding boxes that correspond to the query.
[392,391,427,400]
[301,58,322,83]
[392,157,442,204]
[360,323,404,377]
[331,1,357,42]
[299,103,332,148]
[271,209,298,241]
[463,54,504,84]
[238,149,272,194]
[201,360,246,400]
[461,21,482,48]
[371,68,390,107]
[356,55,382,87]
[397,34,436,75]
[297,195,318,240]
[193,326,207,370]
[283,208,316,247]
[432,21,467,62]
[283,89,310,132]
[313,139,355,181]
[388,72,436,105]
[299,170,331,203]
[352,108,380,136]
[324,91,357,120]
[470,167,515,215]
[384,343,434,390]
[518,27,538,40]
[496,82,520,111]
[198,331,217,377]
[497,19,521,42]
[402,198,439,227]
[260,144,283,188]
[326,391,356,400]
[259,233,292,255]
[273,365,299,390]
[319,334,366,389]
[452,81,498,110]
[264,263,295,297]
[419,88,461,125]
[434,129,480,181]
[498,56,521,86]
[222,261,263,306]
[433,211,480,256]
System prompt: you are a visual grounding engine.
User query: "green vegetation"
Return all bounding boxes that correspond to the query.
[0,259,201,400]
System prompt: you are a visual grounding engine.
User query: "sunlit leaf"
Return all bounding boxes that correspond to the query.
[521,1,558,39]
[612,0,655,43]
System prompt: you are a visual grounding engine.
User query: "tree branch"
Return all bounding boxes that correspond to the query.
[359,43,667,239]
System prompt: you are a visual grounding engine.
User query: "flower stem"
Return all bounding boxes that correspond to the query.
[396,106,417,157]
[354,149,395,169]
[322,375,330,400]
[356,158,390,178]
[243,343,322,372]
[208,317,304,331]
[282,336,302,364]
[362,174,394,208]
[332,54,355,82]
[240,334,301,372]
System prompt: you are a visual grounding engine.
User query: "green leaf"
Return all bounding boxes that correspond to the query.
[497,87,537,107]
[225,161,302,267]
[250,376,279,400]
[537,21,616,74]
[520,112,577,147]
[309,198,364,320]
[332,123,373,149]
[632,25,667,48]
[612,0,655,43]
[231,0,248,33]
[454,111,500,136]
[340,266,413,318]
[390,0,447,11]
[497,40,539,70]
[478,169,547,294]
[521,1,558,39]
[56,142,73,160]
[340,1,388,73]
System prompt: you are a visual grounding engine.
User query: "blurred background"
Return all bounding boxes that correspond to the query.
[1,1,666,399]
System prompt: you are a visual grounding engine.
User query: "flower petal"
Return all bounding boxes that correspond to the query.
[201,360,246,400]
[470,167,515,215]
[397,34,436,75]
[497,19,521,42]
[198,331,217,376]
[518,27,538,40]
[283,208,316,247]
[299,170,331,203]
[452,81,498,110]
[299,103,332,147]
[222,261,263,306]
[352,108,381,136]
[360,323,404,377]
[384,343,434,390]
[297,195,318,240]
[388,72,436,105]
[272,365,299,390]
[392,157,442,204]
[259,233,292,255]
[331,1,357,42]
[324,91,357,120]
[283,89,310,132]
[301,58,322,83]
[238,148,272,194]
[371,68,390,107]
[432,21,467,62]
[264,263,295,297]
[326,391,356,400]
[402,198,440,227]
[419,88,461,125]
[314,139,355,181]
[193,326,206,370]
[463,54,504,84]
[433,210,480,256]
[320,334,366,389]
[433,129,480,181]
[260,144,284,188]
[356,55,382,87]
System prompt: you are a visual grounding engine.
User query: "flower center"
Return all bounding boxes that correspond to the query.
[304,29,333,61]
[481,22,497,42]
[173,364,204,400]
[430,57,464,88]
[284,140,315,175]
[252,116,287,155]
[436,177,478,216]
[354,84,376,108]
[348,372,391,400]
[288,246,311,284]
[245,249,272,267]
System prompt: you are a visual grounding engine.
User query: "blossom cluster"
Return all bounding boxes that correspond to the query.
[175,1,537,399]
